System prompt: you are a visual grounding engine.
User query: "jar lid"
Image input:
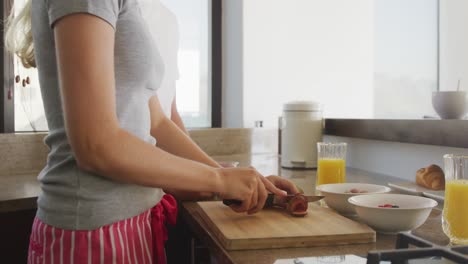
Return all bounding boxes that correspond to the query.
[283,101,322,111]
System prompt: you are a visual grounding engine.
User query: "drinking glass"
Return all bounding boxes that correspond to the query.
[442,154,468,245]
[316,142,347,186]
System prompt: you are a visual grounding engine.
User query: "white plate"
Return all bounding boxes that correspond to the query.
[388,182,445,201]
[422,190,445,202]
[388,182,425,195]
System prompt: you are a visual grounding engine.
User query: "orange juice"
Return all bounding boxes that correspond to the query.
[317,159,346,185]
[443,180,468,244]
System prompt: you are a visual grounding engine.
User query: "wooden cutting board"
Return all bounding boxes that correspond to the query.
[197,201,375,250]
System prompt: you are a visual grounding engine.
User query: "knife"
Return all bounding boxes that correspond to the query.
[223,193,324,207]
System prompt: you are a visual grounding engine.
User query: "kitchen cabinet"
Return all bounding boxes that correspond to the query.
[0,209,36,263]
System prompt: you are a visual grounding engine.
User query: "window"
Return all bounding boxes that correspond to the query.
[12,6,47,132]
[1,0,221,132]
[373,0,439,119]
[159,0,218,128]
[238,0,439,127]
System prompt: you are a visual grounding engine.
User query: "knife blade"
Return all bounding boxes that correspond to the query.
[295,195,325,203]
[223,193,324,207]
[271,194,324,204]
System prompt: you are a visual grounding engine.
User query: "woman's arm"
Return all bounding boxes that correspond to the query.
[54,13,285,214]
[169,96,189,135]
[152,98,301,200]
[153,97,220,168]
[153,97,219,200]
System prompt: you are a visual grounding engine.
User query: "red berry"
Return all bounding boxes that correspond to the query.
[379,204,401,208]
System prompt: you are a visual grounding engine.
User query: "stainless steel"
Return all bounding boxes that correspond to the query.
[276,195,324,204]
[304,195,325,203]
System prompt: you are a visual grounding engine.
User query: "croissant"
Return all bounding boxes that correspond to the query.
[416,164,445,190]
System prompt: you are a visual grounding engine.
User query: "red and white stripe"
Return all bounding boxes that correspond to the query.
[28,210,154,264]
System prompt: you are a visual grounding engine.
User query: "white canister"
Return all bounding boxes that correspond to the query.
[280,101,323,169]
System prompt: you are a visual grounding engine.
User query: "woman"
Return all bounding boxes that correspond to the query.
[6,0,299,263]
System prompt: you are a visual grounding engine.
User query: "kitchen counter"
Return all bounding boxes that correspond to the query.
[181,153,450,264]
[0,149,450,263]
[0,133,46,213]
[0,129,452,263]
[0,172,40,213]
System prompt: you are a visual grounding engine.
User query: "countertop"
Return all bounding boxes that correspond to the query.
[0,172,40,213]
[181,153,450,264]
[0,152,450,264]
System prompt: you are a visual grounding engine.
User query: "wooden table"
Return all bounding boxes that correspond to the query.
[181,154,450,264]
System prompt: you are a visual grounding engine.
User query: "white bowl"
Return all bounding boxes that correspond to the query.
[432,91,467,119]
[348,194,438,234]
[316,183,391,215]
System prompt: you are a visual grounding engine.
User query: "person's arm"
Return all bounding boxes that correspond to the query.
[159,95,219,200]
[53,13,286,214]
[151,96,219,200]
[170,96,189,135]
[151,98,301,200]
[154,97,220,168]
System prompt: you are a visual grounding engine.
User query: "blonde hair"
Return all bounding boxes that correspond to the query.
[5,0,36,68]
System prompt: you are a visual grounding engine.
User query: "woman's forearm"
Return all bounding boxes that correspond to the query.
[152,117,221,200]
[79,126,223,194]
[153,117,221,168]
[166,97,219,167]
[170,99,190,135]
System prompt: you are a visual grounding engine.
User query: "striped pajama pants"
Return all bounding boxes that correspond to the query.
[27,195,178,264]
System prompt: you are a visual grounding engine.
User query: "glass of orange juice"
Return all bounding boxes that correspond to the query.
[442,154,468,245]
[316,142,347,186]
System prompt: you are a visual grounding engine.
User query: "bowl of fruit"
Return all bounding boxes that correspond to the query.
[348,194,438,233]
[316,183,391,215]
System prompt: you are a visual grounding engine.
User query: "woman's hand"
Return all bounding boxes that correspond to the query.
[217,167,287,215]
[265,175,301,195]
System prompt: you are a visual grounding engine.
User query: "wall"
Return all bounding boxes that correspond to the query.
[222,0,375,128]
[440,0,468,91]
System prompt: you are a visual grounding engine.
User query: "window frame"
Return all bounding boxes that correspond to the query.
[0,0,222,132]
[1,0,15,133]
[211,0,222,128]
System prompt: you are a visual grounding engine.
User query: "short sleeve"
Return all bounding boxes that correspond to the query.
[47,0,121,29]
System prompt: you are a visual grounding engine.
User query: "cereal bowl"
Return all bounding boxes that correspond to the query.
[348,194,438,234]
[316,183,391,215]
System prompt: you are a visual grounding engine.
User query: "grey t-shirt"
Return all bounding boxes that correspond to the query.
[31,0,165,230]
